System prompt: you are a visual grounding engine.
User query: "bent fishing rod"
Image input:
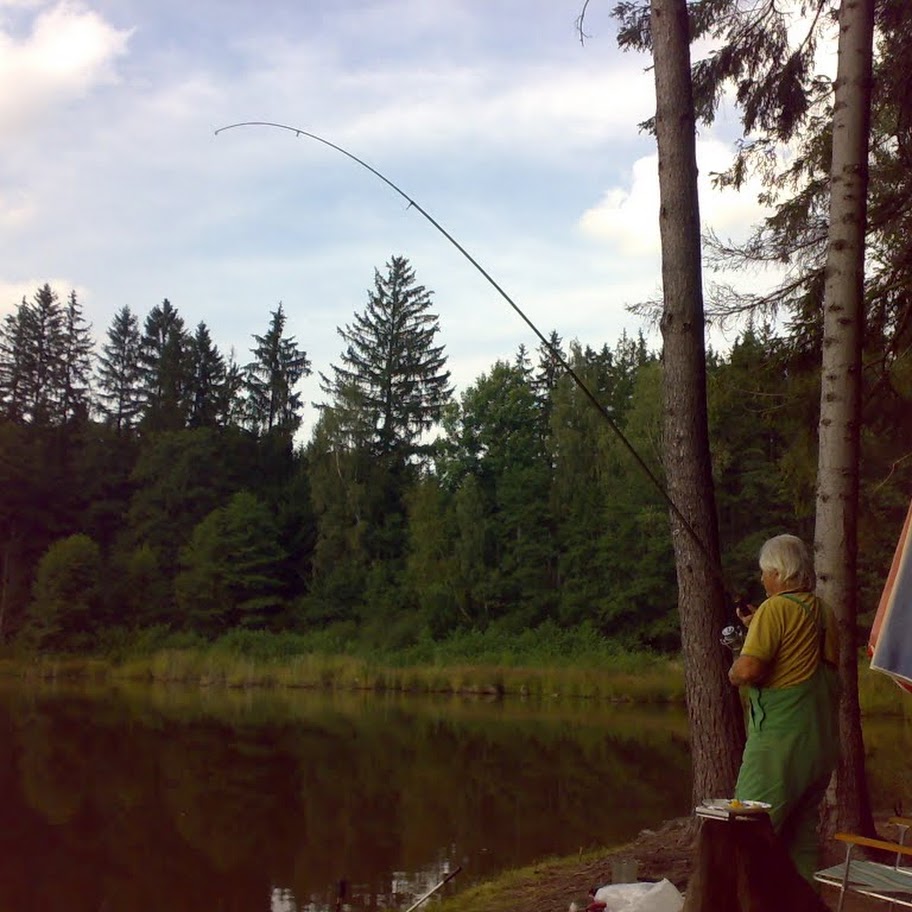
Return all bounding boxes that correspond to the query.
[214,121,729,595]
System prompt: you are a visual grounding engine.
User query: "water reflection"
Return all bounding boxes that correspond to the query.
[0,683,693,911]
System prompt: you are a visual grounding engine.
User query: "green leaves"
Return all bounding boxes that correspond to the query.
[175,492,287,634]
[24,534,102,650]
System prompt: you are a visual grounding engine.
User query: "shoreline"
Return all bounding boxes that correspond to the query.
[0,651,689,703]
[436,810,900,912]
[435,816,695,912]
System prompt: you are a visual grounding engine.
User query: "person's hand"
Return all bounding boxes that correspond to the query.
[736,603,756,627]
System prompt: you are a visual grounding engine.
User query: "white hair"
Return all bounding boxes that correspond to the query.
[759,534,814,590]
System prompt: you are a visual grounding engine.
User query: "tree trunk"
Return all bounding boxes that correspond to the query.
[0,527,23,643]
[0,536,10,640]
[814,0,876,837]
[650,0,745,806]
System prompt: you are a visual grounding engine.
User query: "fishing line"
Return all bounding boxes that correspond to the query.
[214,121,724,586]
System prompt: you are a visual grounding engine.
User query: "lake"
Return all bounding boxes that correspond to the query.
[0,681,907,911]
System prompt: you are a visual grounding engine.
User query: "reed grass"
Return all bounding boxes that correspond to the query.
[2,632,901,710]
[0,655,109,682]
[4,624,686,701]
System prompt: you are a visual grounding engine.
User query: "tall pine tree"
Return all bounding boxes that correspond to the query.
[0,303,31,423]
[187,322,228,429]
[56,291,93,426]
[96,306,143,433]
[139,299,190,431]
[0,285,65,425]
[244,304,310,437]
[319,255,453,463]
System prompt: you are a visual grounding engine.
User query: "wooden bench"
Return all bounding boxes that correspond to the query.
[815,817,912,912]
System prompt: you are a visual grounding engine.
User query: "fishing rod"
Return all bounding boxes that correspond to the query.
[332,867,460,912]
[214,121,727,591]
[403,866,462,912]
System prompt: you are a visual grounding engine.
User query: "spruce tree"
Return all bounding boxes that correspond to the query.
[56,291,93,426]
[96,306,143,433]
[244,304,310,436]
[187,322,227,429]
[219,350,246,428]
[533,331,565,399]
[319,255,453,463]
[0,304,31,422]
[28,285,66,426]
[0,285,64,425]
[139,299,190,431]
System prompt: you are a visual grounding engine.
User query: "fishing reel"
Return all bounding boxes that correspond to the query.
[720,594,751,653]
[720,624,746,653]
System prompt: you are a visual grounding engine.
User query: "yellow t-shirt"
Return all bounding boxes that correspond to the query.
[740,590,837,688]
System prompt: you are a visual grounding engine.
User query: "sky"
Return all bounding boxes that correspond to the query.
[0,0,790,435]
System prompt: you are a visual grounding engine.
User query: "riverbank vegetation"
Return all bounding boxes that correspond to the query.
[0,624,685,701]
[0,625,904,716]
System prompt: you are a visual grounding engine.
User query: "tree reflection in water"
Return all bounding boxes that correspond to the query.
[0,684,696,911]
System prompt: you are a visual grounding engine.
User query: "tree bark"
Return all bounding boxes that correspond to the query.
[650,0,745,806]
[814,0,876,837]
[684,815,829,912]
[0,536,10,640]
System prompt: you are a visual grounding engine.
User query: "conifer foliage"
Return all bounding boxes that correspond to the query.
[57,291,94,426]
[319,256,453,462]
[139,298,190,431]
[244,303,311,436]
[187,322,228,429]
[96,306,143,433]
[0,285,65,425]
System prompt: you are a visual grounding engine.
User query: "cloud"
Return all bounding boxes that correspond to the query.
[0,189,34,229]
[1,0,766,437]
[0,279,39,315]
[578,137,774,257]
[0,0,132,130]
[0,276,87,320]
[205,1,655,164]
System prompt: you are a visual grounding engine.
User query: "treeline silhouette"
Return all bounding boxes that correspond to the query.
[1,257,909,653]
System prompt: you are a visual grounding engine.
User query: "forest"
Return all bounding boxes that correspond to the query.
[0,247,909,655]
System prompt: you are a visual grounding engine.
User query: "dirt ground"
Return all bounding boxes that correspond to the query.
[503,815,892,912]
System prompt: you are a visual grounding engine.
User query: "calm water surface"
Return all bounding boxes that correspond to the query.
[0,682,692,911]
[0,682,907,912]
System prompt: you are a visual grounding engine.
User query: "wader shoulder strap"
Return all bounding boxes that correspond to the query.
[779,591,816,618]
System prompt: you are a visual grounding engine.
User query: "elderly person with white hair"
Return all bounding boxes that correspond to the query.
[728,533,840,883]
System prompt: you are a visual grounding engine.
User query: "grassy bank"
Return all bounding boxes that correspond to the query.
[0,623,687,701]
[0,624,905,712]
[434,850,606,912]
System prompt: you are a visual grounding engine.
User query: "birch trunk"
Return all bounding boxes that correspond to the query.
[815,0,876,837]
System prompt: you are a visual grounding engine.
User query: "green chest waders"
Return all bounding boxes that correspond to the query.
[734,595,839,881]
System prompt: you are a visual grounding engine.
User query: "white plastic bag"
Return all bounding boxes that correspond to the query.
[594,878,684,912]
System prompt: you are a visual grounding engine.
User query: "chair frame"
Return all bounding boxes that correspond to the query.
[815,818,912,912]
